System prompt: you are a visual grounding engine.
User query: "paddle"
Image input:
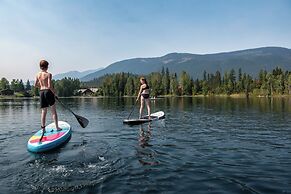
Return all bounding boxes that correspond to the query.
[127,98,139,120]
[55,96,89,128]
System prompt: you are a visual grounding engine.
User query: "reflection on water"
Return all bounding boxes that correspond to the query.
[137,123,159,166]
[0,97,291,194]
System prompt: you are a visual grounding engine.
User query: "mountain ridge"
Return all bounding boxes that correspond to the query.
[53,68,103,80]
[80,47,291,81]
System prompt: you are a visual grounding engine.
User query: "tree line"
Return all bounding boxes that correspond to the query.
[0,77,80,97]
[84,67,291,97]
[2,67,291,97]
[0,78,32,96]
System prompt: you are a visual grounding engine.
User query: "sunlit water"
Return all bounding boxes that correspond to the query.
[0,97,291,194]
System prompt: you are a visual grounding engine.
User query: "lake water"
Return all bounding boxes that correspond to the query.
[0,97,291,194]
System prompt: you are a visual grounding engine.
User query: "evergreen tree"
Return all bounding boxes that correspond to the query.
[0,77,10,90]
[266,73,274,96]
[150,72,162,97]
[32,86,39,96]
[161,66,165,77]
[237,68,243,93]
[192,79,201,95]
[18,79,25,92]
[287,74,291,94]
[202,80,209,96]
[10,79,17,91]
[125,76,135,96]
[84,67,291,97]
[54,78,81,97]
[25,80,31,91]
[162,68,170,95]
[180,71,192,95]
[244,75,252,97]
[170,73,179,95]
[203,70,207,81]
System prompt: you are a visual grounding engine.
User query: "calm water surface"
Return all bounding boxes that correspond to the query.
[0,97,291,194]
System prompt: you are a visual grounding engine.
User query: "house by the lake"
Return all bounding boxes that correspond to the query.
[77,88,99,96]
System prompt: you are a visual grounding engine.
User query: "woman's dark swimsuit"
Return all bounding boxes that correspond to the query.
[40,89,55,108]
[141,84,150,99]
[141,93,150,99]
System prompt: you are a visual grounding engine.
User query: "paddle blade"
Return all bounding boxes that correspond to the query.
[75,114,89,128]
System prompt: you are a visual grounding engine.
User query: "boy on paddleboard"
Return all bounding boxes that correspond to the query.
[34,60,62,142]
[136,77,151,119]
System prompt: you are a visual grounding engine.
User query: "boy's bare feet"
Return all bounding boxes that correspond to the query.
[56,127,62,131]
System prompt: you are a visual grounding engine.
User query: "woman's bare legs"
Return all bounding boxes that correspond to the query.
[139,96,145,119]
[145,98,151,119]
[51,104,62,130]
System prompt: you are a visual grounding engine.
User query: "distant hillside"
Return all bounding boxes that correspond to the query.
[81,47,291,81]
[53,68,103,80]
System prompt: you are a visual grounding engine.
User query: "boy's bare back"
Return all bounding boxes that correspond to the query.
[35,71,52,90]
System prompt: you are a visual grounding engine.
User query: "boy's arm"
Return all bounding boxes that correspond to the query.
[34,75,40,88]
[48,73,56,95]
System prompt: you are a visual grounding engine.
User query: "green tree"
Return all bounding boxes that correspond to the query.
[180,71,192,95]
[25,80,31,91]
[266,73,274,96]
[32,86,39,96]
[10,79,17,91]
[18,79,25,92]
[201,80,209,96]
[192,79,201,95]
[170,73,179,95]
[125,76,135,96]
[275,74,285,94]
[236,68,243,93]
[0,77,10,90]
[54,78,80,97]
[149,72,162,97]
[162,68,170,95]
[287,73,291,94]
[203,70,207,81]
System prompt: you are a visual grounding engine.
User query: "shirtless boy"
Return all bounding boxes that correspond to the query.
[34,60,61,142]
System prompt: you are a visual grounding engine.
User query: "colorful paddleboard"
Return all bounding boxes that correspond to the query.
[27,121,71,153]
[123,111,165,125]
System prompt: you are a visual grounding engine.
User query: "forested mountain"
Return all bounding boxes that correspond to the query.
[83,67,291,97]
[81,47,291,81]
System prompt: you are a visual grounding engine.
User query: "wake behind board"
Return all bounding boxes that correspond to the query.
[27,121,71,153]
[123,111,165,125]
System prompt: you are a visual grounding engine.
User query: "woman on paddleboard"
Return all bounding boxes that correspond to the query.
[136,77,151,119]
[34,60,62,141]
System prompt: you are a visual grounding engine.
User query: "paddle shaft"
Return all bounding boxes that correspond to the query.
[55,96,89,128]
[127,99,139,119]
[56,97,76,116]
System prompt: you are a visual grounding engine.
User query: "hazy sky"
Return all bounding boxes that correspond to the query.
[0,0,290,80]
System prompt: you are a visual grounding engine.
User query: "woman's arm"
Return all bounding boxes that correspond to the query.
[136,85,143,101]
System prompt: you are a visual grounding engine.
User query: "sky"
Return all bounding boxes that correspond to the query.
[0,0,291,81]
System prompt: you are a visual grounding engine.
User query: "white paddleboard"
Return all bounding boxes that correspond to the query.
[123,111,165,125]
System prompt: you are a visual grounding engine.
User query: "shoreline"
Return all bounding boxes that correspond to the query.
[2,94,291,99]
